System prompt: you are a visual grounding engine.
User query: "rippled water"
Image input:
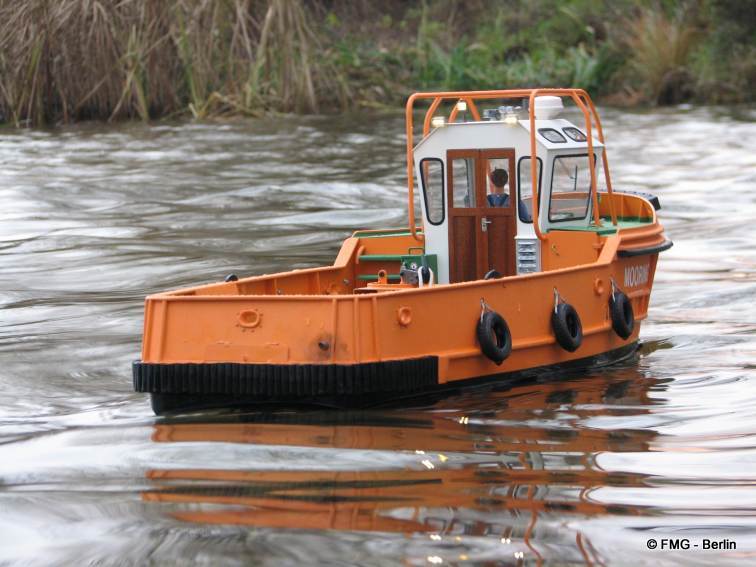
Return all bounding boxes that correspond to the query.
[1,106,755,565]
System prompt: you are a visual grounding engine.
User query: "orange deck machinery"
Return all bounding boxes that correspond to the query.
[133,89,672,413]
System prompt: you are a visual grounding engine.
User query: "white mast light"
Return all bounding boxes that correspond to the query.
[533,96,564,120]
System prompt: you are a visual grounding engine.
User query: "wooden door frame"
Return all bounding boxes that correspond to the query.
[479,149,517,276]
[447,148,518,282]
[447,149,481,283]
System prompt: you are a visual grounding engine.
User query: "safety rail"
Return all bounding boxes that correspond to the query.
[405,88,619,242]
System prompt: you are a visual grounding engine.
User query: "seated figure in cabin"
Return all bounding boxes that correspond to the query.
[487,168,510,207]
[487,167,534,222]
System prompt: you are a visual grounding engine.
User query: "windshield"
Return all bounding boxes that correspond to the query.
[549,155,594,222]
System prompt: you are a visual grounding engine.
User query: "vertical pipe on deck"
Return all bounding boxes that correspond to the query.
[406,93,424,242]
[528,90,547,241]
[572,95,602,227]
[579,91,618,226]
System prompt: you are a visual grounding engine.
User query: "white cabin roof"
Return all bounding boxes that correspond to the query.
[414,117,603,157]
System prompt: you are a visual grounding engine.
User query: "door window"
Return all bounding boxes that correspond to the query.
[484,157,511,208]
[451,158,476,207]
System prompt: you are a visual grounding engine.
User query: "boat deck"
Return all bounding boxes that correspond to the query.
[552,217,653,235]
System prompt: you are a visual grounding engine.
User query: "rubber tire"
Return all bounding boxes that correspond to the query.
[552,303,583,352]
[477,311,512,365]
[609,291,634,339]
[484,269,502,280]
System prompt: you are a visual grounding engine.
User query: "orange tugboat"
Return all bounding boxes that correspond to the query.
[133,88,672,414]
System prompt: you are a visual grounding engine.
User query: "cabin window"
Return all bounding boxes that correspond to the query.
[517,157,542,223]
[484,157,511,207]
[549,154,595,222]
[420,158,445,225]
[538,128,566,143]
[451,158,476,207]
[563,127,587,142]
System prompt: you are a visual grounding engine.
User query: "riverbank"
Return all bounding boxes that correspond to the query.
[1,0,753,126]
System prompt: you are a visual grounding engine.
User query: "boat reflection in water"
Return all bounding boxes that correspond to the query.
[142,358,664,563]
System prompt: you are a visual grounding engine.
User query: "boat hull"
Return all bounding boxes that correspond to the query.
[135,234,658,389]
[134,197,669,414]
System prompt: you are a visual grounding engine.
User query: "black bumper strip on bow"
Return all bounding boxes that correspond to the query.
[133,357,439,397]
[618,239,673,258]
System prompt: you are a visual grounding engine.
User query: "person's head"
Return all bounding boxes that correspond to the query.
[490,168,508,192]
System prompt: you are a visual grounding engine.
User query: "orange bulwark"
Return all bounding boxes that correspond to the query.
[133,88,672,414]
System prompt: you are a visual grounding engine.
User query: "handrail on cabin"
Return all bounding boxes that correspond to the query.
[405,88,618,242]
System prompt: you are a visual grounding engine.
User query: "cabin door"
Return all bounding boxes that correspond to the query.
[447,149,517,283]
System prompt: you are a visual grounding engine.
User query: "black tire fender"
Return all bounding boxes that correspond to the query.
[609,291,634,339]
[552,303,583,352]
[477,311,512,365]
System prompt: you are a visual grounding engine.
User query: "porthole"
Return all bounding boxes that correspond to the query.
[538,128,566,143]
[563,127,587,142]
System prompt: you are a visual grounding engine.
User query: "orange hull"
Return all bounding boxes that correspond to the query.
[133,194,668,409]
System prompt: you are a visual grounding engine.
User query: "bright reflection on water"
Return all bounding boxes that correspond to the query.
[1,107,755,565]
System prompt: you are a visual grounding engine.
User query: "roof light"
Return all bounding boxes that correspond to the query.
[431,116,446,128]
[504,111,519,126]
[456,100,467,112]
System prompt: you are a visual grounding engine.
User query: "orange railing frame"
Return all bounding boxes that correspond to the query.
[405,88,618,242]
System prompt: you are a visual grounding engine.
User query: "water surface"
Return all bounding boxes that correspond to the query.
[1,107,755,565]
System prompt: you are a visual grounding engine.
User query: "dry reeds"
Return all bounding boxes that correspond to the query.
[622,8,698,104]
[0,1,752,124]
[247,0,349,113]
[0,0,349,126]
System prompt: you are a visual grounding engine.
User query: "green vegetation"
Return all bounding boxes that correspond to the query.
[0,0,753,126]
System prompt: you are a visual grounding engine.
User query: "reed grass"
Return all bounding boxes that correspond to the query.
[622,8,698,104]
[0,0,349,126]
[0,0,752,126]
